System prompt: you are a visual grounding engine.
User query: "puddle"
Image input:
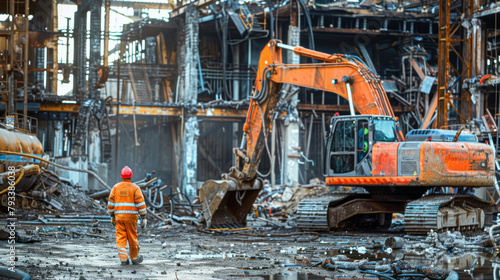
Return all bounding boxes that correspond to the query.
[229,272,332,279]
[174,250,247,260]
[231,260,499,279]
[297,245,500,279]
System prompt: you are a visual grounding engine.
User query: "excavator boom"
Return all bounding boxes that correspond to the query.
[199,39,400,228]
[199,40,495,232]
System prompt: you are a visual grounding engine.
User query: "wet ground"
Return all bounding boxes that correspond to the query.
[2,218,500,280]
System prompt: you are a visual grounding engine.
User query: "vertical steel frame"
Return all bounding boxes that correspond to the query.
[437,0,473,128]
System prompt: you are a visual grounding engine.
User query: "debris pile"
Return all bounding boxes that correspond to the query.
[252,179,332,222]
[0,166,106,215]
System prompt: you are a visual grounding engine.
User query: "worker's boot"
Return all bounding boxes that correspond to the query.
[121,259,130,266]
[131,255,143,265]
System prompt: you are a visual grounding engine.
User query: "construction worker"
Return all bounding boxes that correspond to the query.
[108,166,147,265]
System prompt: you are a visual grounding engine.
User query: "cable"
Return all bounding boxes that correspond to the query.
[201,228,320,241]
[236,231,320,241]
[297,0,315,56]
[359,271,396,280]
[228,30,270,45]
[209,227,252,231]
[265,0,274,39]
[275,0,279,38]
[0,166,25,195]
[221,7,233,101]
[250,67,270,103]
[0,266,32,280]
[0,151,111,190]
[256,104,273,178]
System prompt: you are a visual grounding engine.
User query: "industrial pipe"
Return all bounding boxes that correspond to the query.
[90,181,157,200]
[90,190,110,200]
[0,266,32,280]
[385,236,404,249]
[30,190,50,200]
[0,166,25,195]
[0,151,111,190]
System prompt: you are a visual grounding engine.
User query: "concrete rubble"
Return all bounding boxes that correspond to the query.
[3,212,500,279]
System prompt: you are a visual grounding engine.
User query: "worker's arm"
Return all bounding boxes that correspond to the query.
[108,187,116,226]
[134,186,147,228]
[107,187,116,216]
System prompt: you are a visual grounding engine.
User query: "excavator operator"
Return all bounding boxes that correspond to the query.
[108,166,147,265]
[358,126,369,161]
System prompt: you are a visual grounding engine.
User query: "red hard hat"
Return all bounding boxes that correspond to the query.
[121,166,133,179]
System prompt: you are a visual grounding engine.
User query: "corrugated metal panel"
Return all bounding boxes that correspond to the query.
[197,121,242,181]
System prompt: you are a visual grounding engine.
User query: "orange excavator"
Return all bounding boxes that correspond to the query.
[199,40,496,234]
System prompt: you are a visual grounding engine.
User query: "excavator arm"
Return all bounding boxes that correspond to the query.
[199,39,399,228]
[255,40,395,116]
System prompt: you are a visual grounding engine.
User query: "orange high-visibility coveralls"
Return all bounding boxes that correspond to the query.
[107,179,147,262]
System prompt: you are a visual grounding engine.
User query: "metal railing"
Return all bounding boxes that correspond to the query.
[0,113,38,134]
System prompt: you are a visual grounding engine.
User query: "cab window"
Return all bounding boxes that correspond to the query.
[374,119,397,142]
[330,121,355,173]
[333,121,355,152]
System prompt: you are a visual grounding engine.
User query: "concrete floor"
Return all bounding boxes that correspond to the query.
[1,219,499,280]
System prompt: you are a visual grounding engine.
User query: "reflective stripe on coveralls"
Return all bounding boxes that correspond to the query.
[108,179,146,261]
[118,246,128,262]
[107,179,147,220]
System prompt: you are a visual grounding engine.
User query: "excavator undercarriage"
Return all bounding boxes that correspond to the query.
[296,194,403,231]
[296,193,495,234]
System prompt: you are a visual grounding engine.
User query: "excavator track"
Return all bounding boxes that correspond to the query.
[297,194,407,231]
[296,195,349,231]
[405,194,493,235]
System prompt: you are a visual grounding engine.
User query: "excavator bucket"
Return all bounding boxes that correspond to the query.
[199,179,261,228]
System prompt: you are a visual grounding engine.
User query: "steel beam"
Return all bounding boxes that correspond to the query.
[437,0,473,128]
[56,0,172,9]
[437,0,450,128]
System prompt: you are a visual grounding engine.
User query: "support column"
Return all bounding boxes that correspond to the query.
[472,19,486,119]
[281,25,301,186]
[183,117,199,200]
[459,0,473,123]
[73,2,89,101]
[89,0,102,99]
[50,0,58,94]
[175,4,199,194]
[53,121,64,157]
[436,0,450,128]
[23,0,30,124]
[103,0,110,68]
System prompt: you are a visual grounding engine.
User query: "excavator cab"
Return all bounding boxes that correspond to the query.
[324,115,398,178]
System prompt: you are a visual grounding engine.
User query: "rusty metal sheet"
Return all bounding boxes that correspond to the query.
[420,142,495,187]
[372,142,400,176]
[0,128,44,173]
